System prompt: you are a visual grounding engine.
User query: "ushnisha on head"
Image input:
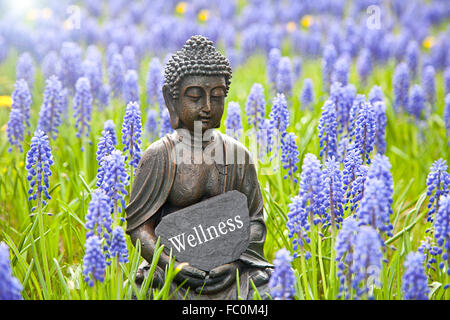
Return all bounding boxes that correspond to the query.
[163,35,233,132]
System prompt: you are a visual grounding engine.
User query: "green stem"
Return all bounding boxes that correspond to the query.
[317,231,328,296]
[37,192,52,297]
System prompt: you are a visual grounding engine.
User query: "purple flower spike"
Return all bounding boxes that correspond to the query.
[25,130,54,212]
[426,159,450,223]
[6,108,24,152]
[393,62,410,112]
[0,243,23,300]
[100,150,129,214]
[121,101,142,169]
[276,57,293,97]
[245,83,266,130]
[318,100,338,160]
[268,249,296,300]
[82,235,106,287]
[281,132,299,182]
[37,76,64,140]
[300,79,314,110]
[225,102,243,140]
[402,252,429,300]
[108,53,125,99]
[73,77,93,140]
[110,226,129,263]
[287,195,311,260]
[16,52,35,89]
[11,79,32,129]
[123,69,140,104]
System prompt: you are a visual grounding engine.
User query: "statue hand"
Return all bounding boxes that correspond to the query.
[174,263,207,289]
[195,262,239,294]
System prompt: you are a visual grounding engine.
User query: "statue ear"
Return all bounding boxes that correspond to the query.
[162,84,180,129]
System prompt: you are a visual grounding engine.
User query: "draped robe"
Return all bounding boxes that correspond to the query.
[125,130,273,299]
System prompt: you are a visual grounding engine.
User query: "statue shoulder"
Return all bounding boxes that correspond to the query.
[139,133,176,168]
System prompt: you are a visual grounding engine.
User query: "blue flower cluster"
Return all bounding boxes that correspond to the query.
[435,195,450,276]
[245,83,266,130]
[145,109,159,142]
[59,42,83,91]
[37,76,64,140]
[0,243,23,300]
[123,69,140,104]
[6,107,24,152]
[110,227,129,263]
[146,58,165,111]
[426,159,450,223]
[225,102,243,141]
[268,249,296,300]
[11,79,32,130]
[16,52,35,89]
[108,53,125,99]
[321,157,344,229]
[269,93,289,153]
[300,78,314,110]
[85,189,113,243]
[82,235,107,287]
[287,195,311,260]
[352,100,376,164]
[73,77,93,140]
[121,101,142,169]
[281,132,299,182]
[25,130,54,212]
[276,57,293,97]
[402,252,429,300]
[318,100,338,160]
[393,62,410,112]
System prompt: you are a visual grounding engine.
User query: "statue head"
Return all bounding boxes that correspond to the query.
[163,35,232,133]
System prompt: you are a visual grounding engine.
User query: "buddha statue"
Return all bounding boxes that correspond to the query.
[125,35,273,300]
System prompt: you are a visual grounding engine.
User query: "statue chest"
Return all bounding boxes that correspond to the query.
[167,162,224,208]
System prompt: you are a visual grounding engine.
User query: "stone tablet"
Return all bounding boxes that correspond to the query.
[155,190,250,271]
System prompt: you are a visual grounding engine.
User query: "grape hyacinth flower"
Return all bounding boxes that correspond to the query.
[37,76,64,140]
[225,102,243,140]
[422,65,436,107]
[16,52,35,89]
[321,157,344,230]
[100,149,129,215]
[406,41,419,79]
[353,100,376,164]
[41,51,60,80]
[357,176,394,237]
[122,46,137,71]
[82,235,106,287]
[330,82,356,135]
[407,85,427,121]
[26,130,54,212]
[6,108,24,152]
[281,132,299,182]
[59,42,83,91]
[145,109,159,142]
[418,236,440,270]
[426,159,450,223]
[393,62,410,112]
[293,56,302,81]
[85,189,113,251]
[373,101,387,154]
[82,59,102,102]
[121,101,142,170]
[335,217,359,299]
[343,146,362,204]
[276,57,293,97]
[108,53,125,99]
[434,195,450,276]
[445,94,450,138]
[98,84,110,110]
[269,93,289,152]
[351,226,382,299]
[110,226,129,263]
[268,249,296,300]
[332,55,350,86]
[445,68,450,96]
[287,195,311,260]
[256,118,272,160]
[368,86,384,105]
[300,79,314,110]
[73,77,93,142]
[267,48,281,89]
[11,79,32,130]
[318,100,338,160]
[0,243,23,300]
[366,154,394,215]
[146,58,165,110]
[159,109,173,138]
[356,48,372,83]
[123,69,140,105]
[245,83,266,130]
[298,153,325,226]
[322,44,338,91]
[349,165,369,214]
[96,122,117,188]
[402,252,429,300]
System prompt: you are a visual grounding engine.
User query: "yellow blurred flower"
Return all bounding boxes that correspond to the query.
[301,15,314,28]
[1,124,6,132]
[2,168,6,174]
[0,96,12,108]
[42,8,53,20]
[198,9,210,22]
[286,21,297,33]
[423,36,435,49]
[19,161,24,168]
[175,2,187,15]
[26,9,40,21]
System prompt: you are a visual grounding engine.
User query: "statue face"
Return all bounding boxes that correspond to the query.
[165,75,226,133]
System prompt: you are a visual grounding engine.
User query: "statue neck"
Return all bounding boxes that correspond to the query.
[174,128,217,150]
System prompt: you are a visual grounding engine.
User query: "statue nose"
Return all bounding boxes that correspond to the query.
[202,95,211,113]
